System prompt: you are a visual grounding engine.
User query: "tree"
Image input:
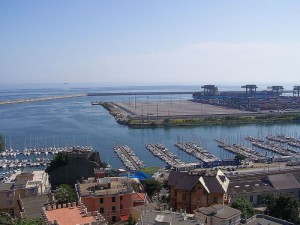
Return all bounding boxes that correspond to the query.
[234,154,246,161]
[0,134,5,152]
[125,215,135,225]
[45,152,68,173]
[0,212,13,225]
[231,197,255,219]
[264,193,300,224]
[141,179,162,198]
[54,184,77,204]
[15,218,45,225]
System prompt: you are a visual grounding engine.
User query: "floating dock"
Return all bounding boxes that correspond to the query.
[245,136,300,158]
[175,142,220,163]
[114,145,145,171]
[266,135,300,148]
[145,144,196,169]
[215,139,266,162]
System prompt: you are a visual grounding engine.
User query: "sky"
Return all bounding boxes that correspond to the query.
[0,0,300,85]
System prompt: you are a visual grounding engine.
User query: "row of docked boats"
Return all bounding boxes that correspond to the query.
[145,144,186,167]
[215,139,266,162]
[175,142,220,163]
[266,135,300,148]
[0,158,51,169]
[245,136,300,158]
[114,145,145,171]
[0,146,85,158]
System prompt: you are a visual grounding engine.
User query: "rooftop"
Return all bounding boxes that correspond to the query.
[21,194,50,219]
[78,177,132,197]
[43,203,106,225]
[136,210,198,225]
[195,205,241,219]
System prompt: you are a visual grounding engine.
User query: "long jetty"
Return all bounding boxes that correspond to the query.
[87,91,194,96]
[215,139,266,162]
[114,145,145,171]
[245,136,300,157]
[175,142,220,163]
[0,94,86,105]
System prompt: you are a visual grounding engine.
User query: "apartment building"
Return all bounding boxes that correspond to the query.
[0,170,50,217]
[76,176,147,224]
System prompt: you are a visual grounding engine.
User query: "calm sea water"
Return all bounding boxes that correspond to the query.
[0,84,299,169]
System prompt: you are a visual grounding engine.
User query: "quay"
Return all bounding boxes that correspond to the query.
[245,136,300,158]
[215,139,266,162]
[0,94,86,105]
[114,145,145,171]
[175,142,220,163]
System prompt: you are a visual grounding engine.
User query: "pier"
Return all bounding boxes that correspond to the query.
[145,144,196,168]
[245,136,300,158]
[114,145,145,171]
[215,139,266,162]
[266,135,300,148]
[175,142,220,163]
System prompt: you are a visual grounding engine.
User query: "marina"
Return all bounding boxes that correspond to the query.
[174,142,221,163]
[0,146,93,171]
[245,136,300,158]
[113,145,145,171]
[215,139,266,162]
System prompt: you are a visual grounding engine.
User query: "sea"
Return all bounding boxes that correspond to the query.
[0,83,300,170]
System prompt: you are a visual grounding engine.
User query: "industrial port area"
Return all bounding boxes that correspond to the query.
[95,84,300,125]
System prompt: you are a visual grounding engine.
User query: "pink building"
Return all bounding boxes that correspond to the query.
[76,177,147,224]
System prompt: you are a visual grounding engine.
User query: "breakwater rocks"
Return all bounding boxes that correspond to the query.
[0,94,86,105]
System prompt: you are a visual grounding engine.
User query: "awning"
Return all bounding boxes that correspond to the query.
[121,215,130,221]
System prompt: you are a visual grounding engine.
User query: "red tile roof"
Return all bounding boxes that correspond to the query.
[44,206,95,225]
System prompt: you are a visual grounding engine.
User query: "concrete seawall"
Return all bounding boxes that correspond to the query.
[0,93,87,105]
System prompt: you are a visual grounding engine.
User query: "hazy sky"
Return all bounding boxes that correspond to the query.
[1,1,300,85]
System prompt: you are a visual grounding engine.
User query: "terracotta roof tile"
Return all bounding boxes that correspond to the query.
[44,206,96,225]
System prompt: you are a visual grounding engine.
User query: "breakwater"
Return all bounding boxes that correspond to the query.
[0,93,86,105]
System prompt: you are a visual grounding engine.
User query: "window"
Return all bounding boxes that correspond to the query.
[99,198,104,204]
[99,208,104,213]
[112,216,116,222]
[120,204,123,209]
[112,206,116,212]
[120,196,123,201]
[250,195,253,202]
[112,197,116,202]
[213,197,218,204]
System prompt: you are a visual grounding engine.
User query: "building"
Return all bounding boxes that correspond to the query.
[42,202,107,225]
[76,176,148,224]
[0,170,50,217]
[135,209,197,225]
[168,169,229,213]
[227,170,300,206]
[194,205,241,225]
